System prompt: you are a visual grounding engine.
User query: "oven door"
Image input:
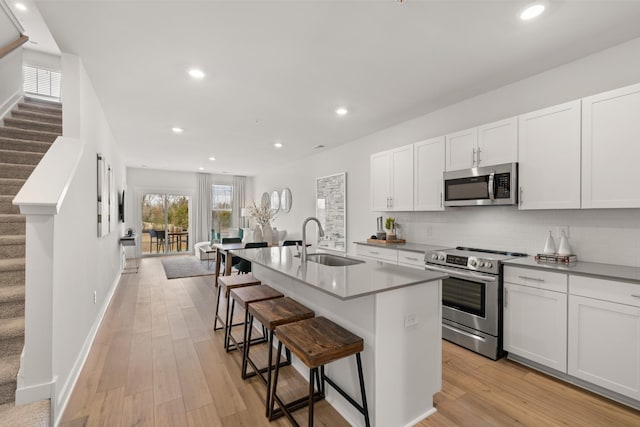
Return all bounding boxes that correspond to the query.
[425,264,499,336]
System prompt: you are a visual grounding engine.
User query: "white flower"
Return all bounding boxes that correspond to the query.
[248,201,276,226]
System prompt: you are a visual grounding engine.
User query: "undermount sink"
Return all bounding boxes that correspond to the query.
[305,253,364,267]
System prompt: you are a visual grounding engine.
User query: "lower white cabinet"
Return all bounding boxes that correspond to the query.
[355,245,398,263]
[503,267,568,372]
[397,250,425,269]
[568,276,640,400]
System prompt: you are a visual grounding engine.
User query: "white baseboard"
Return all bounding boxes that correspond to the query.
[0,90,22,121]
[52,271,122,427]
[15,376,54,404]
[405,407,437,426]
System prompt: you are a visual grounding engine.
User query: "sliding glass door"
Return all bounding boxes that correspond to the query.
[141,193,189,255]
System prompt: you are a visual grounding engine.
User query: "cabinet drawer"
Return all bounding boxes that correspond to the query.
[397,250,424,267]
[355,245,398,262]
[570,275,640,308]
[504,266,567,293]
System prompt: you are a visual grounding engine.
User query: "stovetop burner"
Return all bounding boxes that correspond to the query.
[455,246,528,258]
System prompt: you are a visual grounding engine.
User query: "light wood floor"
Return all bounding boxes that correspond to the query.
[60,256,640,426]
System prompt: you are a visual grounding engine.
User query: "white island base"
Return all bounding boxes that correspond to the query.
[252,264,442,427]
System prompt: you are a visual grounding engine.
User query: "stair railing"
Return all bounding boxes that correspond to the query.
[0,0,28,60]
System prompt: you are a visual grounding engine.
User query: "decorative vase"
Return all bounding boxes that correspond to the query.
[253,225,263,242]
[557,232,572,255]
[262,223,273,245]
[272,227,279,244]
[543,230,556,254]
[385,228,396,241]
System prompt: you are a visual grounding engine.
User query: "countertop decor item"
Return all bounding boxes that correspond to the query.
[385,217,396,239]
[543,230,556,254]
[367,238,407,244]
[248,201,277,228]
[557,231,572,255]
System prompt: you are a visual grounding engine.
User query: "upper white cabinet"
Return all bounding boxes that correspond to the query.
[446,117,517,171]
[582,83,640,208]
[370,144,414,211]
[414,137,445,211]
[445,127,478,171]
[518,100,581,210]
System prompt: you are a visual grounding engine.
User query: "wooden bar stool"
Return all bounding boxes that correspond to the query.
[214,274,261,349]
[245,297,315,417]
[227,285,284,352]
[270,316,370,427]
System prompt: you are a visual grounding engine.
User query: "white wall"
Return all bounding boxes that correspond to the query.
[0,48,22,118]
[254,36,640,267]
[22,48,61,72]
[51,54,126,421]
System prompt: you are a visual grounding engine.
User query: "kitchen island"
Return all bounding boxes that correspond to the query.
[230,246,447,427]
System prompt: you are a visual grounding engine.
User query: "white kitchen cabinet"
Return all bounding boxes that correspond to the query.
[518,100,581,210]
[582,82,640,208]
[414,137,445,211]
[445,127,478,171]
[568,276,640,400]
[370,144,414,211]
[445,118,517,172]
[355,244,398,263]
[477,117,518,167]
[503,267,568,372]
[397,250,425,269]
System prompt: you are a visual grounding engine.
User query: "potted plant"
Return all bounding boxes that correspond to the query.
[385,217,396,240]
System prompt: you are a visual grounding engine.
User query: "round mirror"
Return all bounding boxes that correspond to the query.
[260,192,270,208]
[281,188,292,213]
[270,190,280,212]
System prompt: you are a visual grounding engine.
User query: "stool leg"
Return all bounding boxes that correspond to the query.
[213,285,222,331]
[356,353,371,427]
[308,367,317,427]
[269,341,284,420]
[265,330,275,417]
[225,297,235,351]
[241,311,251,378]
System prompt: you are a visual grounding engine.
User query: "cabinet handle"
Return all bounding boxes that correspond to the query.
[477,147,482,165]
[631,294,640,298]
[405,256,418,261]
[472,148,477,167]
[519,187,523,206]
[369,251,379,255]
[504,288,508,308]
[386,197,390,208]
[390,197,393,208]
[518,275,544,282]
[440,192,443,207]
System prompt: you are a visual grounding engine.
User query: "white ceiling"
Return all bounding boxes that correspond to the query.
[30,1,640,176]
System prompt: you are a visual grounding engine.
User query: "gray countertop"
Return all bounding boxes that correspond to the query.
[230,246,447,300]
[353,240,451,254]
[503,257,640,284]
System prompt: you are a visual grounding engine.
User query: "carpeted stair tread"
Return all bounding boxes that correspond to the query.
[0,285,24,302]
[0,148,44,166]
[0,137,51,154]
[0,179,26,196]
[0,197,19,215]
[0,317,24,341]
[0,164,35,181]
[0,236,25,259]
[0,399,50,426]
[0,127,58,143]
[10,110,61,125]
[3,118,62,135]
[18,100,61,115]
[0,355,19,384]
[23,97,62,108]
[0,236,24,246]
[0,258,25,273]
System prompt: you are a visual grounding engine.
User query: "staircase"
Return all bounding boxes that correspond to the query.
[0,97,61,426]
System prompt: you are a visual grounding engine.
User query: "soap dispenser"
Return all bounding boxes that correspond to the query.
[543,230,556,254]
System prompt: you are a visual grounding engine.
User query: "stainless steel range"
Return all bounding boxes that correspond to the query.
[425,246,527,360]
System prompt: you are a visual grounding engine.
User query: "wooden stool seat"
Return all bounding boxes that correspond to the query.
[226,285,285,351]
[243,297,315,417]
[270,316,370,427]
[214,274,261,349]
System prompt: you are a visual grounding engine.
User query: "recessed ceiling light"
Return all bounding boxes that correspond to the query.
[171,127,183,133]
[273,142,283,148]
[335,107,348,116]
[188,68,205,79]
[208,156,216,161]
[198,167,205,171]
[520,2,546,21]
[15,3,27,12]
[313,144,325,149]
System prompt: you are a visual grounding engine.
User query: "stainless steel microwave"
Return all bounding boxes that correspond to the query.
[443,162,518,207]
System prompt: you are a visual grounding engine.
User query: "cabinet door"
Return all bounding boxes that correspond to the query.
[445,127,478,171]
[477,117,517,167]
[355,244,398,263]
[504,283,567,372]
[371,151,391,210]
[518,100,581,210]
[568,295,640,400]
[414,137,445,211]
[389,145,414,211]
[582,83,640,208]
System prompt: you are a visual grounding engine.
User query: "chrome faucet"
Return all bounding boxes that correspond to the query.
[301,217,325,262]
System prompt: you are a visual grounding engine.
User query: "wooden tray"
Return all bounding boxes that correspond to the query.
[367,238,406,244]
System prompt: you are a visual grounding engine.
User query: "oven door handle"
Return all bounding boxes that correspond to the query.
[425,265,497,282]
[443,323,487,342]
[488,171,495,201]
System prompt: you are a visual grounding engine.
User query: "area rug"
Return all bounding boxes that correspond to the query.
[161,256,215,279]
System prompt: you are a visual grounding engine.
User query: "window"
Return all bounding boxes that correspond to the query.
[212,184,233,234]
[23,65,61,101]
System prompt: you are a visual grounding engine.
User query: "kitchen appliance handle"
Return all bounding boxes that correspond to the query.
[472,148,477,167]
[504,288,508,308]
[631,294,640,298]
[443,323,487,342]
[488,171,495,201]
[518,275,545,282]
[425,265,496,282]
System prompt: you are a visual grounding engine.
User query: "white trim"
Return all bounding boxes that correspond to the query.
[0,0,25,33]
[404,407,437,427]
[0,87,21,120]
[53,271,121,427]
[14,376,54,405]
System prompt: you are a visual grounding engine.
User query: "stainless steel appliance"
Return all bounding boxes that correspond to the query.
[425,246,526,359]
[443,162,518,207]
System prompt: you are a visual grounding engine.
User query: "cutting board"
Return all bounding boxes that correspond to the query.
[367,238,406,244]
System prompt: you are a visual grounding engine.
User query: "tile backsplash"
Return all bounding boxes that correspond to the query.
[393,207,640,267]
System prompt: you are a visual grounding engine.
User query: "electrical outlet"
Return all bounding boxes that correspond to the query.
[93,291,97,304]
[555,225,569,239]
[404,313,418,328]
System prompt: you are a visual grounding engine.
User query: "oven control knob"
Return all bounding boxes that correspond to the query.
[431,254,438,260]
[485,262,493,269]
[438,254,445,261]
[469,260,477,267]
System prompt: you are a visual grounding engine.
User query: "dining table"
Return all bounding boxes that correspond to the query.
[168,231,189,251]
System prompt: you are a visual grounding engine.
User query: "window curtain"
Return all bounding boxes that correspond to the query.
[195,173,213,243]
[232,175,246,229]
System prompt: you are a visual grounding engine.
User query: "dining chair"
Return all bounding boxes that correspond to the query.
[234,242,268,274]
[155,230,168,252]
[282,240,303,247]
[219,237,243,273]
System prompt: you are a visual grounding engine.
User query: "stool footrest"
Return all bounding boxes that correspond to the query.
[268,391,325,422]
